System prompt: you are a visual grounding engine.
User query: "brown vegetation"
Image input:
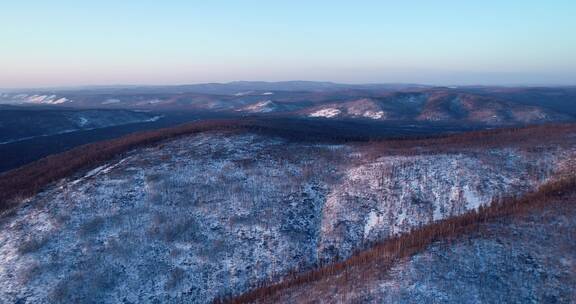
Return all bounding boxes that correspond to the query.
[216,173,576,303]
[363,122,576,156]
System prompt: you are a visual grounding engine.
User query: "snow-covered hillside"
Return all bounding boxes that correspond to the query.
[2,87,573,128]
[0,94,70,105]
[306,99,388,120]
[237,100,278,113]
[303,92,571,125]
[260,192,576,303]
[0,130,574,303]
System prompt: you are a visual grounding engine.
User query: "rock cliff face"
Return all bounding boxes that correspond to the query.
[0,131,572,303]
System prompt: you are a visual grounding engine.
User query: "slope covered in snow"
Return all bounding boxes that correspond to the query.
[302,91,572,125]
[0,94,70,105]
[237,100,279,113]
[259,191,576,303]
[0,127,574,303]
[305,99,387,120]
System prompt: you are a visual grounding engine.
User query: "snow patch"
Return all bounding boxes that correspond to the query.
[50,97,68,104]
[309,108,341,118]
[364,210,384,238]
[19,94,68,104]
[463,185,483,210]
[363,111,385,119]
[240,100,275,113]
[69,157,130,186]
[144,115,163,122]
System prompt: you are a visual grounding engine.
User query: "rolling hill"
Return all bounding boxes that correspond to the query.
[0,120,574,303]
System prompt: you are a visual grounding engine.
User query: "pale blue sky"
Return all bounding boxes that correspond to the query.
[1,1,575,88]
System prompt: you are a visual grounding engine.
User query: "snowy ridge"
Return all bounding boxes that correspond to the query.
[0,94,71,105]
[309,108,341,118]
[238,100,276,113]
[307,99,389,120]
[68,158,131,186]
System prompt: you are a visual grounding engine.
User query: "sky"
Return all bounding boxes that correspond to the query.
[1,1,575,88]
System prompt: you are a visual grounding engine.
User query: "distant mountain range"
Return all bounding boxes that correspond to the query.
[299,90,573,125]
[0,81,429,95]
[1,81,575,126]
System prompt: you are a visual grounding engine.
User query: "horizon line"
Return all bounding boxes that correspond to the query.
[2,80,576,92]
